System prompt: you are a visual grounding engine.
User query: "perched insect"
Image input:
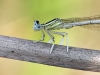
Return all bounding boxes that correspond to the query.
[33,15,100,54]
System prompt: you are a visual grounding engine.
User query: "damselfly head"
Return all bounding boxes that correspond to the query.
[33,20,43,31]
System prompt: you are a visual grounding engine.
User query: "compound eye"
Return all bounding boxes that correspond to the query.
[38,26,40,28]
[36,20,39,24]
[35,23,37,25]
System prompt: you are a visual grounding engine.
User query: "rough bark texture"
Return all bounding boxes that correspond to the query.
[0,35,100,72]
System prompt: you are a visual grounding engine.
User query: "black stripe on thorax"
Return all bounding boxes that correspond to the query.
[45,18,57,24]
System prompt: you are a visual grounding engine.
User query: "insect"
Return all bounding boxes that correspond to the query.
[33,15,100,54]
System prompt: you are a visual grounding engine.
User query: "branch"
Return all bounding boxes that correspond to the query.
[0,35,100,72]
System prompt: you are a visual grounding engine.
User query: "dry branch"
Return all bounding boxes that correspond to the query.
[0,35,100,72]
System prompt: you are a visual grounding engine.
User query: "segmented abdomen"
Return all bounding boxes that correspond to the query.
[61,15,100,31]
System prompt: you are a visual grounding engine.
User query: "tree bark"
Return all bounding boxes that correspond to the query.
[0,35,100,72]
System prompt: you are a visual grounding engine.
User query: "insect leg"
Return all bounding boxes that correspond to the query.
[39,30,45,41]
[45,29,55,54]
[34,30,45,43]
[49,31,64,45]
[50,31,69,53]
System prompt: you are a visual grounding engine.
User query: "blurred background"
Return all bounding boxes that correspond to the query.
[0,0,100,75]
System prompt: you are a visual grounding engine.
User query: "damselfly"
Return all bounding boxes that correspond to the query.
[33,15,100,54]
